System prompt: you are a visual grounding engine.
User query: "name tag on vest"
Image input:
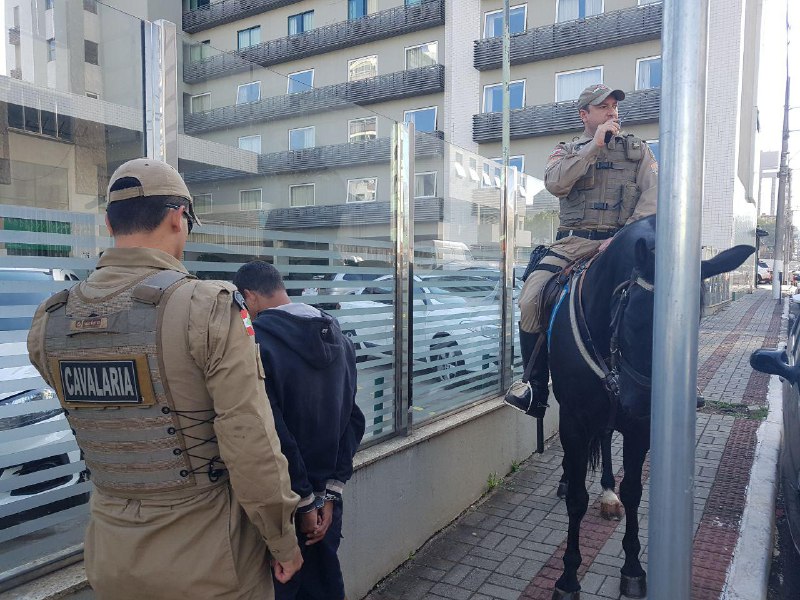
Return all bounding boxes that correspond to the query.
[50,356,156,407]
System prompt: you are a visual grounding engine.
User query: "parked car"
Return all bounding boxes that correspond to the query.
[335,275,499,382]
[750,296,800,558]
[757,260,773,285]
[0,268,86,527]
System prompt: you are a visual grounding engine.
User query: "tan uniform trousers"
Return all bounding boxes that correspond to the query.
[519,235,602,334]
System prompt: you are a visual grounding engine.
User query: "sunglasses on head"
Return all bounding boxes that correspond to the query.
[165,203,195,234]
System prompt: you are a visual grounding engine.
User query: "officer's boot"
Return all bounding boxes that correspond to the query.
[505,327,550,418]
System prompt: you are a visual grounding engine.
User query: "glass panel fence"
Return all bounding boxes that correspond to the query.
[0,0,145,582]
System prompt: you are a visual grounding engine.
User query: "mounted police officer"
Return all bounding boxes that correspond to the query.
[510,84,658,416]
[26,158,302,599]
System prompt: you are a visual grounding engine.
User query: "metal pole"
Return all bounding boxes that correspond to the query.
[649,0,710,597]
[142,19,178,166]
[499,0,515,393]
[391,122,413,435]
[774,75,791,298]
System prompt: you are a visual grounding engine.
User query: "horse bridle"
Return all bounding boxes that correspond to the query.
[568,264,654,418]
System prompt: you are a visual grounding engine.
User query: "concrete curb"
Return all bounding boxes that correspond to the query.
[721,350,784,598]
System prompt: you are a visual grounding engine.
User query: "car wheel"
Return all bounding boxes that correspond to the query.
[757,275,763,285]
[430,338,465,384]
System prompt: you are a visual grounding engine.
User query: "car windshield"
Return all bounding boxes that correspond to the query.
[0,271,54,331]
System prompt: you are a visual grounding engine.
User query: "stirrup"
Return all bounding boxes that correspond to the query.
[504,380,549,419]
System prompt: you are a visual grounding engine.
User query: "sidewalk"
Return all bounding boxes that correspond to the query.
[365,289,782,600]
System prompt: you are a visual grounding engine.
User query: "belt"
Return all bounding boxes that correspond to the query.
[556,229,618,241]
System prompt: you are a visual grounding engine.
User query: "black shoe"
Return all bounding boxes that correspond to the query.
[504,380,549,418]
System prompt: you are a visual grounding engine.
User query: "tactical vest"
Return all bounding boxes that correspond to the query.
[560,134,645,229]
[42,269,227,497]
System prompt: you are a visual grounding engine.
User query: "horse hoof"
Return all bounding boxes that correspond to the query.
[557,481,569,499]
[620,574,647,598]
[551,587,580,600]
[600,502,624,521]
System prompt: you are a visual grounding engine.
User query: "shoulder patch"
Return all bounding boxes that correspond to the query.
[547,146,567,166]
[233,291,255,336]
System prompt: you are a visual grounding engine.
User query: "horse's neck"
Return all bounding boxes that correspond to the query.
[580,253,624,352]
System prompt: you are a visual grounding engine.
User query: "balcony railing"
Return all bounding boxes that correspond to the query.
[183,0,304,34]
[265,197,444,229]
[184,65,445,134]
[8,26,20,45]
[473,3,662,71]
[472,88,661,143]
[183,0,445,84]
[183,131,444,184]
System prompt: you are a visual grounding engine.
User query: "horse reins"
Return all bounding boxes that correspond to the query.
[567,262,654,429]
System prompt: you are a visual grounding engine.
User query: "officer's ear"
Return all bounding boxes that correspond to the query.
[578,108,589,125]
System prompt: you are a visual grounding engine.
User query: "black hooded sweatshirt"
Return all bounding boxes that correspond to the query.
[253,303,365,508]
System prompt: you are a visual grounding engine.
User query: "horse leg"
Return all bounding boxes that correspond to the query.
[557,454,569,499]
[599,429,624,521]
[618,432,649,599]
[554,427,591,599]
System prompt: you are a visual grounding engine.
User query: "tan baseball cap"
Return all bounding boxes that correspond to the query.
[577,84,625,110]
[107,158,201,225]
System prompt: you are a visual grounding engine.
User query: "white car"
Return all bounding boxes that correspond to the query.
[335,276,501,383]
[0,268,86,527]
[757,260,773,285]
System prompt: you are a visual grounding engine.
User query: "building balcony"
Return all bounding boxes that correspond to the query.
[183,130,444,184]
[8,26,20,45]
[264,196,443,229]
[183,0,445,84]
[184,65,445,134]
[472,88,661,144]
[473,3,662,71]
[183,0,304,34]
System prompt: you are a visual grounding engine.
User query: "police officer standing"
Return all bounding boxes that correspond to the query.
[26,159,302,599]
[512,84,658,415]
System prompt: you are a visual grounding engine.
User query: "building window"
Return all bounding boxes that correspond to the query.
[237,26,260,50]
[86,91,98,99]
[193,193,212,215]
[83,0,97,14]
[405,41,438,70]
[348,0,375,20]
[236,81,261,104]
[288,10,313,35]
[405,0,422,5]
[190,0,210,8]
[415,172,437,198]
[556,66,602,102]
[468,157,479,182]
[647,139,659,163]
[190,93,211,113]
[483,5,527,38]
[84,40,99,65]
[45,0,54,9]
[490,155,525,174]
[190,40,211,62]
[636,56,661,89]
[638,0,661,4]
[287,69,314,93]
[348,55,377,82]
[349,117,377,142]
[482,81,525,113]
[46,39,56,62]
[404,106,437,132]
[289,126,315,151]
[453,151,466,178]
[347,178,377,203]
[238,135,261,153]
[556,0,603,22]
[240,188,262,211]
[290,184,315,207]
[8,104,73,141]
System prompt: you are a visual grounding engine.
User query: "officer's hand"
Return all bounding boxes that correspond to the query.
[594,119,620,147]
[298,509,318,535]
[272,549,303,583]
[305,500,334,546]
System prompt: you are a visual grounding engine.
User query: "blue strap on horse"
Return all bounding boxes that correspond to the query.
[547,281,570,351]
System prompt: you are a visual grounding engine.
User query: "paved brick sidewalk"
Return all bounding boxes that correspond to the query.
[365,289,781,600]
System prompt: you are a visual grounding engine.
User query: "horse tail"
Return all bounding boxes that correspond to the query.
[587,434,602,472]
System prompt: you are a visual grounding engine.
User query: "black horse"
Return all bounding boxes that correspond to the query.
[547,215,753,599]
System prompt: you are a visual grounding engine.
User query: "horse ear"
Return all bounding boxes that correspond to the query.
[701,245,755,280]
[634,238,650,271]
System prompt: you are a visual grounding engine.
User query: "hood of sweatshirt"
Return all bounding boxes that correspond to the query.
[253,303,344,368]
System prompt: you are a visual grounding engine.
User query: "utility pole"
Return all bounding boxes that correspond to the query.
[773,74,790,299]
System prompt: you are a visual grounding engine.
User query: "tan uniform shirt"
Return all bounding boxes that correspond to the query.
[27,247,299,600]
[544,133,658,226]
